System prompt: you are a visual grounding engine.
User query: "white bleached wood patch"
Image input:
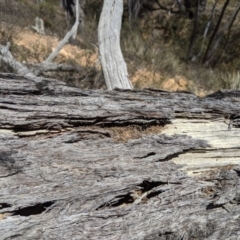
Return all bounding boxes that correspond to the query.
[162,119,240,174]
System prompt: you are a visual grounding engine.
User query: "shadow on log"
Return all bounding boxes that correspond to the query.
[0,73,240,239]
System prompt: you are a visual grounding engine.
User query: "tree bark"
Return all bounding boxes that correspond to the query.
[0,74,240,239]
[98,0,133,90]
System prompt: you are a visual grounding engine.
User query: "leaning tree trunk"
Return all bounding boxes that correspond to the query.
[0,74,240,239]
[45,0,80,63]
[98,0,133,90]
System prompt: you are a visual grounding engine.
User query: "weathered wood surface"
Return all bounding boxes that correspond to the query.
[0,73,240,239]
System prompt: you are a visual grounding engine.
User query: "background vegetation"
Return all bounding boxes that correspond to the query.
[0,0,240,95]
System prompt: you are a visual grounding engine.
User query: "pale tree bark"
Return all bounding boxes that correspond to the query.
[0,42,81,78]
[32,16,45,35]
[44,0,80,63]
[0,43,35,78]
[98,0,133,90]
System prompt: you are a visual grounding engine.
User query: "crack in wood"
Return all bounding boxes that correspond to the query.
[159,150,189,162]
[2,201,55,217]
[97,180,180,209]
[135,152,156,159]
[12,123,167,140]
[0,203,12,210]
[0,170,22,178]
[206,202,226,211]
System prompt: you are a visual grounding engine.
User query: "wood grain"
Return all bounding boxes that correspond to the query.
[0,73,239,239]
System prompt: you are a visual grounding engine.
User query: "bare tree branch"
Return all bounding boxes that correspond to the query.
[0,42,81,78]
[32,62,82,76]
[187,0,200,61]
[44,0,80,63]
[197,0,219,58]
[128,0,141,29]
[0,43,36,78]
[202,0,230,64]
[0,1,88,81]
[206,2,240,65]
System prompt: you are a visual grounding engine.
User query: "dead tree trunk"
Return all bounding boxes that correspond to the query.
[0,74,240,239]
[98,0,133,90]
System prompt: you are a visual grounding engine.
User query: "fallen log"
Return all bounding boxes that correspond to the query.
[0,73,240,239]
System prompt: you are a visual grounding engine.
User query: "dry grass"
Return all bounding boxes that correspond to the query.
[107,125,164,143]
[76,125,165,143]
[220,71,240,90]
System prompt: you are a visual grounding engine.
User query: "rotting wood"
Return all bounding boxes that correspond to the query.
[0,73,240,239]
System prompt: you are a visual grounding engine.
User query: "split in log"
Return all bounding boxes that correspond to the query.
[0,73,240,239]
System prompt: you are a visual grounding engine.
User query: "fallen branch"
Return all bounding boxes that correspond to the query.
[0,43,36,78]
[0,42,82,78]
[31,62,82,76]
